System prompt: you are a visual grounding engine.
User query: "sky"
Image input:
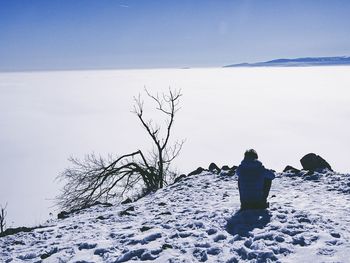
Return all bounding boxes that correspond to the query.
[1,0,350,71]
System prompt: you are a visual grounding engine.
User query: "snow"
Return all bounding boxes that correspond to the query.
[1,170,350,262]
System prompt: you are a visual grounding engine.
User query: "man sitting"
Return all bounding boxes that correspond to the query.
[236,149,275,210]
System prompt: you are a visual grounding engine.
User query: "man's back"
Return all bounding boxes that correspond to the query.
[236,149,275,209]
[236,159,266,205]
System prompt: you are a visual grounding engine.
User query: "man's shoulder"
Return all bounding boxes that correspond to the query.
[255,160,263,166]
[239,159,263,167]
[237,160,263,177]
[264,169,276,180]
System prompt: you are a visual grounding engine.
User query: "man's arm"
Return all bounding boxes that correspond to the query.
[263,179,272,201]
[263,168,275,180]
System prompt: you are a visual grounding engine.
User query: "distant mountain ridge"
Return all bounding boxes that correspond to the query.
[224,56,350,67]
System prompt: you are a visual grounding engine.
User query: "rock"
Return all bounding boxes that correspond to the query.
[94,248,109,256]
[300,153,333,172]
[119,206,135,216]
[231,165,238,171]
[12,240,25,245]
[0,227,33,238]
[78,242,97,250]
[57,201,113,220]
[121,198,133,205]
[221,165,230,171]
[92,201,113,207]
[0,225,49,238]
[283,165,300,173]
[157,211,172,216]
[208,162,220,173]
[57,211,69,219]
[40,253,50,259]
[174,174,186,183]
[193,248,208,262]
[331,232,341,238]
[140,226,152,232]
[220,165,237,176]
[188,167,205,176]
[162,244,173,250]
[206,228,217,235]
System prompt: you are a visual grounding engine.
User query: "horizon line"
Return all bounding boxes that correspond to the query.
[2,55,350,73]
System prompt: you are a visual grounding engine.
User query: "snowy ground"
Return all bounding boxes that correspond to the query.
[1,169,350,262]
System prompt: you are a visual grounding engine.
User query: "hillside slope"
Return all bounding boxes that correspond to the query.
[1,170,350,262]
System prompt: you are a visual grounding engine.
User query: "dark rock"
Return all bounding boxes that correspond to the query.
[57,201,113,220]
[78,242,97,250]
[57,211,70,219]
[94,248,109,256]
[140,251,158,260]
[193,248,208,262]
[12,240,25,245]
[221,165,230,171]
[283,165,300,173]
[219,165,237,176]
[162,244,173,250]
[124,206,135,212]
[331,232,341,238]
[93,201,113,207]
[0,227,33,237]
[174,174,186,183]
[119,206,135,216]
[0,225,48,238]
[208,162,220,173]
[300,153,333,172]
[188,167,205,176]
[207,247,221,255]
[40,247,58,259]
[158,211,172,216]
[158,202,167,206]
[140,226,152,232]
[40,253,50,259]
[231,165,238,171]
[121,198,132,205]
[206,228,217,235]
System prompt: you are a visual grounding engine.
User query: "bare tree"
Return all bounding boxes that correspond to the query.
[57,89,184,211]
[0,203,7,234]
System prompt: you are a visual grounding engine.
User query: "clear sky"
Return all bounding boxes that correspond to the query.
[1,0,350,71]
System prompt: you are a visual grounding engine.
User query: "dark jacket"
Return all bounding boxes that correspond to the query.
[236,159,275,205]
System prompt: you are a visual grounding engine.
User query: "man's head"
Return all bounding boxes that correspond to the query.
[244,149,258,160]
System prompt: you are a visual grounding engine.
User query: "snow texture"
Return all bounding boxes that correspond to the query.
[1,170,350,262]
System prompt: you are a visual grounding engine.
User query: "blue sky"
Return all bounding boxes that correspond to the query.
[1,0,350,71]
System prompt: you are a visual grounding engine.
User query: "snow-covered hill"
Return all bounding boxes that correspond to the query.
[1,169,350,262]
